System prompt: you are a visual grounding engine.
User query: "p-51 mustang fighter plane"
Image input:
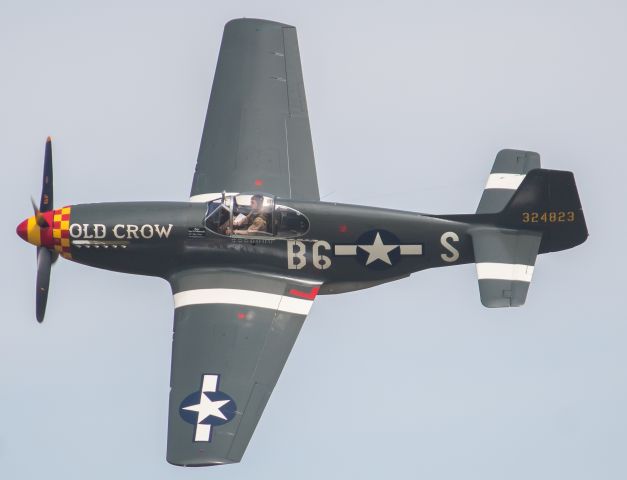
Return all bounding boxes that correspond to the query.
[17,18,588,466]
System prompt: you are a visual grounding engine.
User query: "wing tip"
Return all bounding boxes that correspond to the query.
[167,457,237,468]
[225,18,293,30]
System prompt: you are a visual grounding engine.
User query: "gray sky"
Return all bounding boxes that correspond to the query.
[2,1,626,478]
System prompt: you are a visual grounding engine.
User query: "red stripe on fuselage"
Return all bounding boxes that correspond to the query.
[288,287,320,300]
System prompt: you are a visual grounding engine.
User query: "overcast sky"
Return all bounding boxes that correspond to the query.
[2,1,627,479]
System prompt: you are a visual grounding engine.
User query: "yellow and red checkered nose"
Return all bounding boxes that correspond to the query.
[16,206,73,259]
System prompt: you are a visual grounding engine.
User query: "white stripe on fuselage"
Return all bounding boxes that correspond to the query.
[173,288,314,315]
[476,263,534,282]
[484,173,525,190]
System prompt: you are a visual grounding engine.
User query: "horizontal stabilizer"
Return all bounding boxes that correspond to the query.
[476,149,541,214]
[471,227,542,307]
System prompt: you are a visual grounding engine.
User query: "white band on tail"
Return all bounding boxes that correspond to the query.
[484,174,526,190]
[476,263,534,282]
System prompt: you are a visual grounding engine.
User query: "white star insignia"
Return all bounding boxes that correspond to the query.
[183,393,230,423]
[359,232,398,265]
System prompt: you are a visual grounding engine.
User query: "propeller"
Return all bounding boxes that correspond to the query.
[31,196,49,228]
[35,137,56,322]
[36,246,52,322]
[40,136,53,213]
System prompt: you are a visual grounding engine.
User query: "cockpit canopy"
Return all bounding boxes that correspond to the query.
[204,193,309,238]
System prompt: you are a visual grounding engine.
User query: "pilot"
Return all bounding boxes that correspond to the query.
[224,194,269,235]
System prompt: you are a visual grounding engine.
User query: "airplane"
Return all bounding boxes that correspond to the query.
[16,18,588,467]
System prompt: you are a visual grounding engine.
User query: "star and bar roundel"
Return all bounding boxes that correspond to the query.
[179,374,237,442]
[335,229,423,270]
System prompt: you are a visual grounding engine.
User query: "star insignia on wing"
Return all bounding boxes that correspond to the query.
[183,393,231,423]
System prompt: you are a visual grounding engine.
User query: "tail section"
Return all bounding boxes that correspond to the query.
[470,150,588,307]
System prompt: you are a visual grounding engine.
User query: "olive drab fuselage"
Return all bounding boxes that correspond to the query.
[66,198,475,293]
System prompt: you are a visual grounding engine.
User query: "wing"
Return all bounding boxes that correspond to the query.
[166,269,320,466]
[190,19,319,202]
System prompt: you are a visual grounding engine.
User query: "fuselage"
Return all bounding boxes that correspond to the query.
[18,198,476,294]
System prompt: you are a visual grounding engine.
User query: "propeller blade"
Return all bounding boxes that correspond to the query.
[40,136,53,212]
[36,247,52,323]
[30,196,49,228]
